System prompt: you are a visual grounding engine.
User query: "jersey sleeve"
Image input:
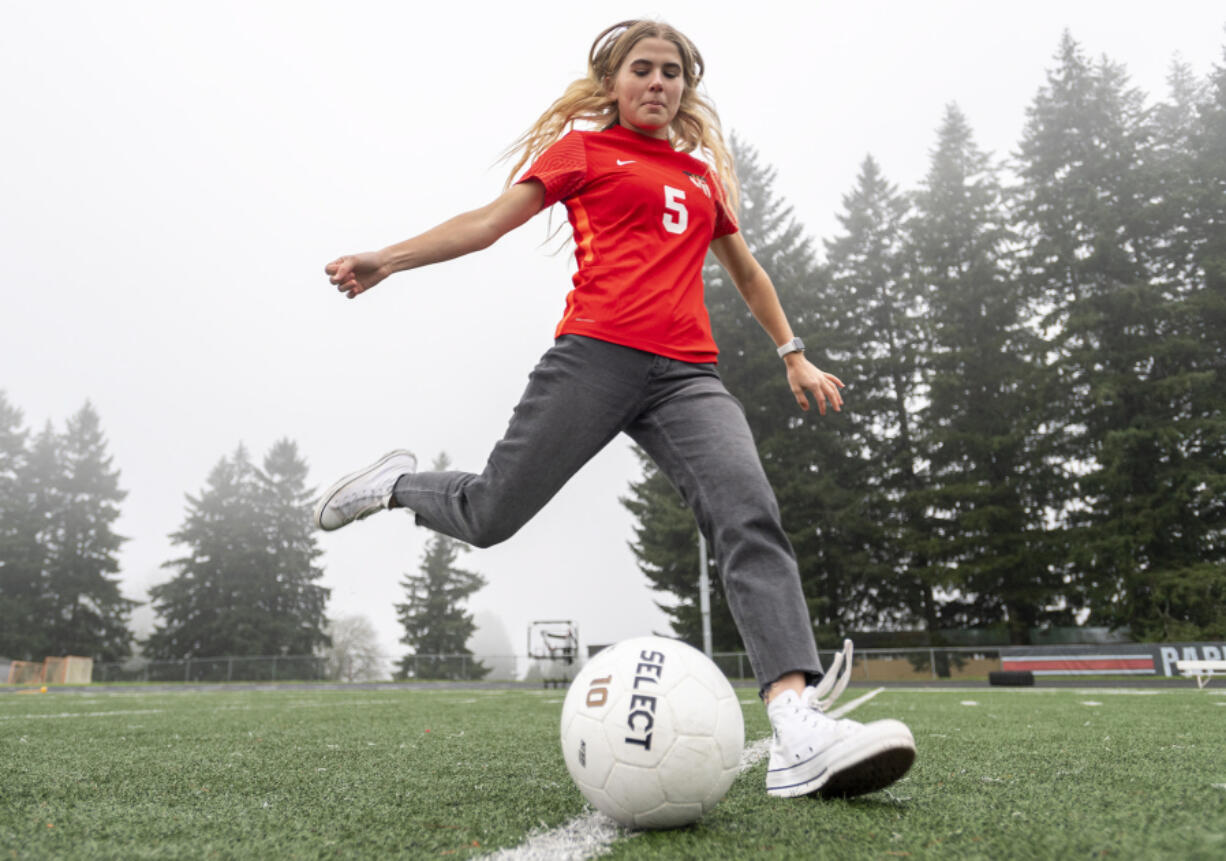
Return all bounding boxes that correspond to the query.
[518,131,588,208]
[709,169,739,239]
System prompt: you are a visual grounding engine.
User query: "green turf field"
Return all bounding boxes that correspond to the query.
[1,684,1223,859]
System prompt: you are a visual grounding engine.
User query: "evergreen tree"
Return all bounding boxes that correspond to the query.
[16,425,64,658]
[1014,33,1222,638]
[1150,60,1206,288]
[1126,46,1226,639]
[147,445,262,658]
[1,400,136,661]
[0,393,45,660]
[1192,46,1226,308]
[909,105,1059,642]
[147,441,330,659]
[43,403,136,660]
[821,154,925,634]
[395,453,489,680]
[257,439,331,654]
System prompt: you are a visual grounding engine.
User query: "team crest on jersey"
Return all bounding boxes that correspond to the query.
[684,171,712,198]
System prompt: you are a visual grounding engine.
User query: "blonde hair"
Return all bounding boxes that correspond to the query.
[504,20,740,214]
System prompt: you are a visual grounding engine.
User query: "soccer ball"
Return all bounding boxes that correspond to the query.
[559,636,744,829]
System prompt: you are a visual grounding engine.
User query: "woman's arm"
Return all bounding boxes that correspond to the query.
[710,231,844,415]
[325,180,546,298]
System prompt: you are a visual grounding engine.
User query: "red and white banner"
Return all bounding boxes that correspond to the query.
[1000,643,1224,676]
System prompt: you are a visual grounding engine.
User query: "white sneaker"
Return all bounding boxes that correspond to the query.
[313,450,418,531]
[765,687,915,798]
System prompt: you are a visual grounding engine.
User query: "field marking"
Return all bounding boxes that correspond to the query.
[484,810,628,861]
[0,708,166,721]
[0,697,406,722]
[828,687,887,717]
[488,687,886,861]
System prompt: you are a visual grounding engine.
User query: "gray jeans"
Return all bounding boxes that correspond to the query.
[394,334,821,688]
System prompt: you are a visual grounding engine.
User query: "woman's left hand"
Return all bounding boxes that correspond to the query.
[785,356,844,415]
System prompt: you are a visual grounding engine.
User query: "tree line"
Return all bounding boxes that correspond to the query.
[0,394,485,672]
[625,34,1226,648]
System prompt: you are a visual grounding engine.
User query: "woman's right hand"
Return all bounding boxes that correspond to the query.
[325,250,388,299]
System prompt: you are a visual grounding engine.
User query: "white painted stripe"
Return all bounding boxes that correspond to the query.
[0,708,165,720]
[484,810,629,861]
[737,736,773,773]
[827,687,887,719]
[489,688,886,861]
[0,698,402,721]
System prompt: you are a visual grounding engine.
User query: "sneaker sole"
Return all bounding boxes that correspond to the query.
[818,738,916,799]
[312,449,416,531]
[767,720,916,799]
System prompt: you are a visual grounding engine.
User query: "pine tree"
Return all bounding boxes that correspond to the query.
[15,425,63,659]
[42,403,136,660]
[256,439,331,655]
[147,445,262,658]
[395,453,489,680]
[1014,33,1222,638]
[1192,46,1226,306]
[821,154,925,635]
[0,392,46,660]
[909,105,1059,643]
[1122,46,1226,639]
[147,441,330,660]
[1150,60,1206,288]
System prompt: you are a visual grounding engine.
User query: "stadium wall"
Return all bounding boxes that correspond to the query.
[1001,643,1226,676]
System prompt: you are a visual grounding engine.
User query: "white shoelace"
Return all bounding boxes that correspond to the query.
[807,638,854,712]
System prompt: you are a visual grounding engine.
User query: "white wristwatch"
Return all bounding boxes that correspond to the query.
[776,337,805,358]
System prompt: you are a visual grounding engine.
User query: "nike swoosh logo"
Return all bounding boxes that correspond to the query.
[617,159,635,166]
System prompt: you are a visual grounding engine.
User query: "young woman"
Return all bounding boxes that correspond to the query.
[316,20,915,799]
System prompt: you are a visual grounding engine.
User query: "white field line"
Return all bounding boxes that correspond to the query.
[487,687,887,861]
[0,708,166,720]
[484,811,629,861]
[826,687,887,719]
[0,698,403,721]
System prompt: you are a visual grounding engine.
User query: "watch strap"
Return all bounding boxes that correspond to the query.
[776,337,805,358]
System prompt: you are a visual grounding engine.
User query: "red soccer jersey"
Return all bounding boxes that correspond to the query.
[519,124,738,363]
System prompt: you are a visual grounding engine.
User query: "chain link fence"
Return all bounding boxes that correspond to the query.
[93,655,329,683]
[89,646,1007,685]
[710,646,1004,683]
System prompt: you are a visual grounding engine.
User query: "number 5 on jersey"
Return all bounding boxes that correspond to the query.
[663,185,688,234]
